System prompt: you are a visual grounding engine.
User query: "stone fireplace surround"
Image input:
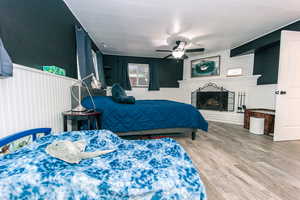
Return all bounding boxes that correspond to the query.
[178,75,262,125]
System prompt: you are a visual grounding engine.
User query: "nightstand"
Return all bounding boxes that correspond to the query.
[62,111,102,132]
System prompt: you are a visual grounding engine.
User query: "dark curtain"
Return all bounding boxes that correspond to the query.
[96,51,107,89]
[149,61,160,90]
[112,56,131,90]
[75,26,95,81]
[0,37,13,77]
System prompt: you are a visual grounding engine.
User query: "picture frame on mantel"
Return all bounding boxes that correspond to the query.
[191,55,220,78]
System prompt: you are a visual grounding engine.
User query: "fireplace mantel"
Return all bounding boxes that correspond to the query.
[178,75,262,125]
[178,75,261,88]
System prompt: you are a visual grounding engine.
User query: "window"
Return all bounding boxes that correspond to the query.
[92,50,99,80]
[128,63,149,87]
[77,49,99,80]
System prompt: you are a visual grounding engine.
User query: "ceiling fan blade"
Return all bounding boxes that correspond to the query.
[185,48,205,53]
[156,50,172,52]
[163,54,172,59]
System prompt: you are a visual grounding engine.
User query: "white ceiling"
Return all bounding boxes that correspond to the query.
[64,0,300,58]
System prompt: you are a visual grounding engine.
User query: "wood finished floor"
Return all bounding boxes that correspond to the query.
[176,121,300,200]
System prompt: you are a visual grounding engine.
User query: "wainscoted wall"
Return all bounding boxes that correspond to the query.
[0,64,76,138]
[126,88,185,102]
[181,50,277,125]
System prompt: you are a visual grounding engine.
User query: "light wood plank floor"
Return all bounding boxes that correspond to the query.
[176,121,300,200]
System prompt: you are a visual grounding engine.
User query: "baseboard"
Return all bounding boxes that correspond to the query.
[207,119,244,126]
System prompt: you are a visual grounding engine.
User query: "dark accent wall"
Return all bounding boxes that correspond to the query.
[230,20,300,85]
[253,42,280,85]
[0,0,98,79]
[103,55,183,88]
[230,20,300,57]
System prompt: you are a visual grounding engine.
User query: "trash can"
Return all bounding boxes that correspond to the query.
[249,117,265,135]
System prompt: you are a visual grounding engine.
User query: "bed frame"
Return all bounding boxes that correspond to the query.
[117,128,198,140]
[78,90,198,140]
[0,128,52,148]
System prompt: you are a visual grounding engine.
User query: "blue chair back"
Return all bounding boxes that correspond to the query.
[0,128,52,148]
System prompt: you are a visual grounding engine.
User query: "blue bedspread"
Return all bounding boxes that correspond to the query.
[0,130,206,200]
[82,96,208,133]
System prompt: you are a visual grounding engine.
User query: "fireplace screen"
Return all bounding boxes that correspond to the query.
[191,83,235,112]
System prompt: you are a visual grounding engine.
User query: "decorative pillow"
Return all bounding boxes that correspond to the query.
[115,95,136,104]
[111,83,135,104]
[112,83,127,97]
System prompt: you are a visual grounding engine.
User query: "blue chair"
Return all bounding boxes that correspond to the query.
[0,128,52,148]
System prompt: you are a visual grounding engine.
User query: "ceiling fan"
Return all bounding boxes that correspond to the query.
[156,41,205,59]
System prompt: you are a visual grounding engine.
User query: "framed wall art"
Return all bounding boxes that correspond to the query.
[191,56,220,78]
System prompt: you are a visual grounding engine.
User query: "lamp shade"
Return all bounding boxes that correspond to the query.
[172,50,184,59]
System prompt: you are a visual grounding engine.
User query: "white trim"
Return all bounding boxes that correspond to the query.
[13,64,77,82]
[206,117,244,126]
[178,75,261,85]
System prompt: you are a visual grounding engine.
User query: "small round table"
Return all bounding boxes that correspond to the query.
[62,111,102,131]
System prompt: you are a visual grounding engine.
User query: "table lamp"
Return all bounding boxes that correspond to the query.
[71,73,101,112]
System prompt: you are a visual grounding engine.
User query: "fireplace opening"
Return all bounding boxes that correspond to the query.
[192,83,235,112]
[197,91,229,111]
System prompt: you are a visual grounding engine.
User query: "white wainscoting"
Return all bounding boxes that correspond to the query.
[126,88,186,102]
[0,64,76,138]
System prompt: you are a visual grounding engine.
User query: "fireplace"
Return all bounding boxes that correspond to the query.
[192,83,235,112]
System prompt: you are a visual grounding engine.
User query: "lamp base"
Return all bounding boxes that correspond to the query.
[71,104,87,112]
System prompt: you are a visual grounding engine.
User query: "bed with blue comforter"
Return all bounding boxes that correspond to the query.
[0,130,206,199]
[82,96,208,133]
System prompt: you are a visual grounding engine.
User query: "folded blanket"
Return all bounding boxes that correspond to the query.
[46,140,114,164]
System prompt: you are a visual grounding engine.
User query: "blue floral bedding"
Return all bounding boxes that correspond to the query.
[0,130,206,200]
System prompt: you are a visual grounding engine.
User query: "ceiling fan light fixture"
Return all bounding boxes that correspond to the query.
[172,50,184,59]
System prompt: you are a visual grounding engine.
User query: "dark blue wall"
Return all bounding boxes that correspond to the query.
[0,0,182,83]
[103,55,183,88]
[231,20,300,57]
[231,20,300,85]
[0,0,98,79]
[253,42,280,85]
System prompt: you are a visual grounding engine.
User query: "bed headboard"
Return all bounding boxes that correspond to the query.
[71,86,106,109]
